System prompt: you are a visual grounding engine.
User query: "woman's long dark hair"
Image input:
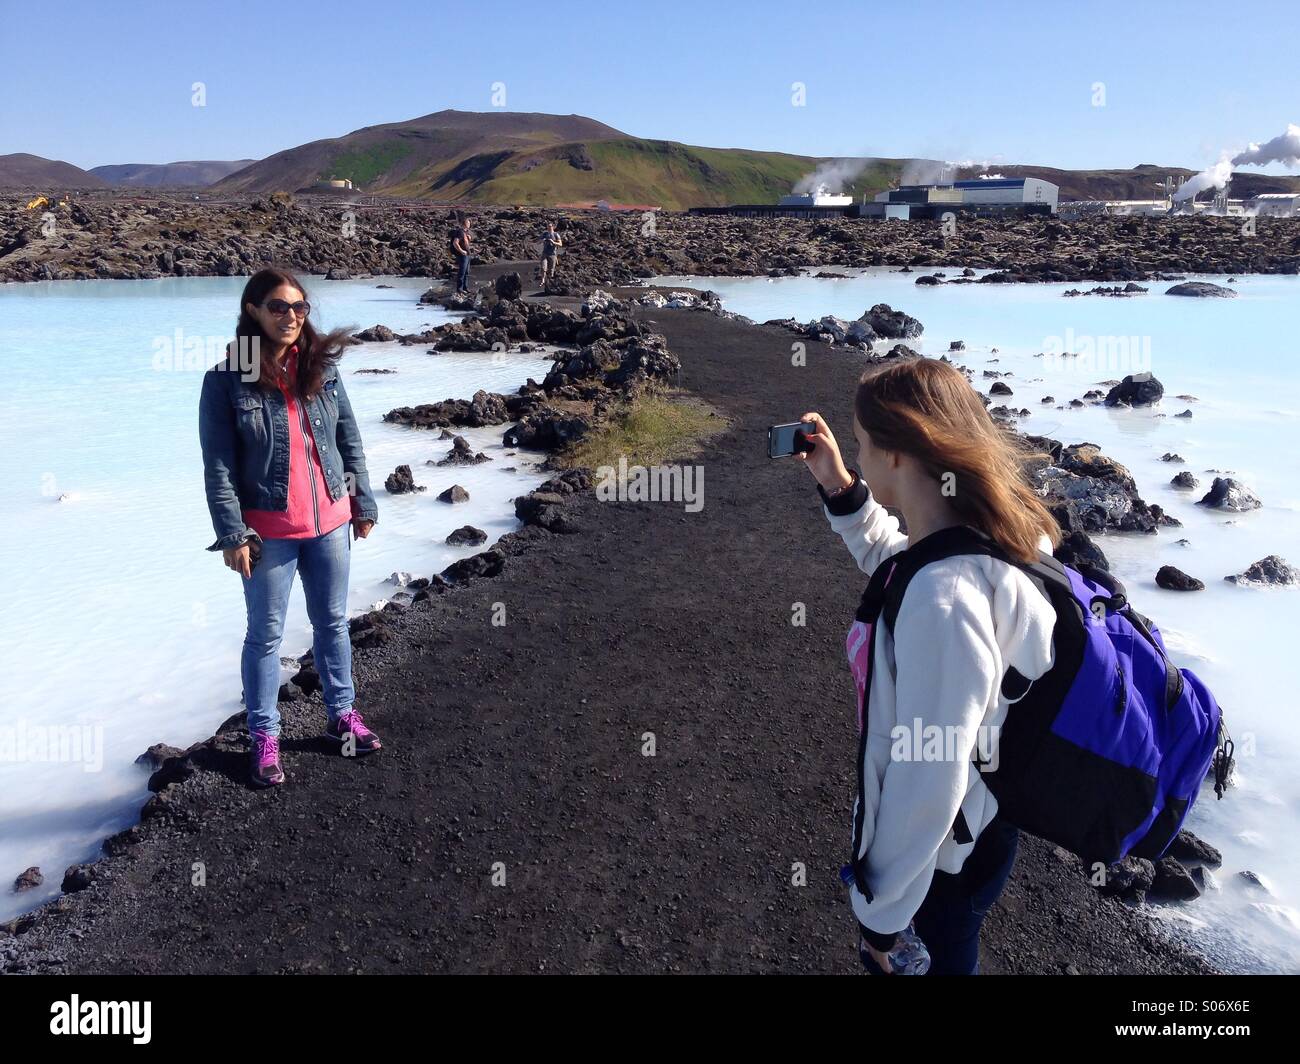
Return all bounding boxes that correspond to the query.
[236,268,352,397]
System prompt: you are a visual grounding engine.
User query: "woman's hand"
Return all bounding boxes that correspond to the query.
[352,519,374,540]
[223,542,254,579]
[797,411,853,492]
[861,936,896,974]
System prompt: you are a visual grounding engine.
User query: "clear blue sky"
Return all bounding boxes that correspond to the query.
[2,0,1297,173]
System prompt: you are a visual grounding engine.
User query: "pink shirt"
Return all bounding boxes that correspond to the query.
[846,567,897,734]
[244,347,352,540]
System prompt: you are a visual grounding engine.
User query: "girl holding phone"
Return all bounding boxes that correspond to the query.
[797,357,1061,974]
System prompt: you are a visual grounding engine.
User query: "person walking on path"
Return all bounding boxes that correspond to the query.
[539,221,563,288]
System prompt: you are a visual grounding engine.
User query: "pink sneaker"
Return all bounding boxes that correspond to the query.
[325,709,383,755]
[250,731,284,787]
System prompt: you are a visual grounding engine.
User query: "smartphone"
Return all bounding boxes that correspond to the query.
[768,421,816,459]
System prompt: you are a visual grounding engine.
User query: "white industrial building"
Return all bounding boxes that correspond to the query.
[951,177,1058,212]
[1247,193,1300,217]
[866,176,1058,218]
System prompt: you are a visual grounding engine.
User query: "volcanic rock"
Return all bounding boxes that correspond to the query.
[446,525,488,547]
[1156,565,1204,591]
[436,436,491,466]
[1225,555,1298,586]
[859,303,923,339]
[1166,281,1237,298]
[1197,477,1261,512]
[1104,373,1164,407]
[384,465,424,494]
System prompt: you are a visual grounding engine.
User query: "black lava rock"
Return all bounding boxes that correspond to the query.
[446,525,488,547]
[1167,830,1222,867]
[1197,477,1261,512]
[1150,857,1201,901]
[385,465,425,494]
[1104,372,1164,407]
[1166,281,1237,298]
[1156,565,1204,591]
[1225,555,1297,586]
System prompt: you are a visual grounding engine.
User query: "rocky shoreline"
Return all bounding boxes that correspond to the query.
[4,190,1300,288]
[1,267,1229,974]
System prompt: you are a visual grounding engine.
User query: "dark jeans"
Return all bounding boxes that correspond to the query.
[456,253,470,292]
[862,814,1019,975]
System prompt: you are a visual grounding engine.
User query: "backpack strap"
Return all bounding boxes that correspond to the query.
[868,522,1008,629]
[873,525,1074,635]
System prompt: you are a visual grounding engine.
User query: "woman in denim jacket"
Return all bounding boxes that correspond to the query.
[199,268,382,787]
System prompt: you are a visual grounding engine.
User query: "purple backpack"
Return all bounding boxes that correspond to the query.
[857,525,1233,870]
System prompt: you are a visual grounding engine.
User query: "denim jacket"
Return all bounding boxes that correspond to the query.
[198,354,379,551]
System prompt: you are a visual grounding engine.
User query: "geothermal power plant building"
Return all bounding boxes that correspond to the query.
[691,177,1059,219]
[865,177,1059,218]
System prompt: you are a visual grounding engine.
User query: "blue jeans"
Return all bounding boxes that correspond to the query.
[241,523,354,737]
[456,253,471,292]
[862,815,1019,975]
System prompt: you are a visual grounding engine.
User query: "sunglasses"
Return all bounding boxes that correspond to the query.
[262,299,311,318]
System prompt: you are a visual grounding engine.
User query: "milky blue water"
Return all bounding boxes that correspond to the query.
[658,268,1300,974]
[0,275,554,921]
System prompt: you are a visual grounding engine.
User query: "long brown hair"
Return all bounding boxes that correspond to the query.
[853,358,1060,563]
[235,268,352,397]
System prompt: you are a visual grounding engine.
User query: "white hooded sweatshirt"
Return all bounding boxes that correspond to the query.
[822,476,1057,939]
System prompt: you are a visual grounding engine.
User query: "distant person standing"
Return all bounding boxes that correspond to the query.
[539,221,563,287]
[451,220,472,294]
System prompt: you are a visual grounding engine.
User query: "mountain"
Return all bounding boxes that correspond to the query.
[212,110,625,196]
[14,114,1300,206]
[90,160,257,188]
[210,109,870,208]
[210,111,1300,207]
[0,153,108,189]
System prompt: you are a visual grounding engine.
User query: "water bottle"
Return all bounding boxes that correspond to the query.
[841,864,931,974]
[872,924,931,975]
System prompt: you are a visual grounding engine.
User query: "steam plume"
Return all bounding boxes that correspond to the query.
[1174,122,1300,203]
[793,159,868,194]
[1173,158,1233,202]
[1231,124,1300,168]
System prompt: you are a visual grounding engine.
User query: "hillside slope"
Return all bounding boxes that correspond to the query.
[90,160,257,188]
[212,110,628,196]
[209,109,880,208]
[0,154,108,189]
[402,138,904,209]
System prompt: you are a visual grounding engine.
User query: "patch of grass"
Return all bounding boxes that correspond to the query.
[561,391,728,471]
[323,144,413,188]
